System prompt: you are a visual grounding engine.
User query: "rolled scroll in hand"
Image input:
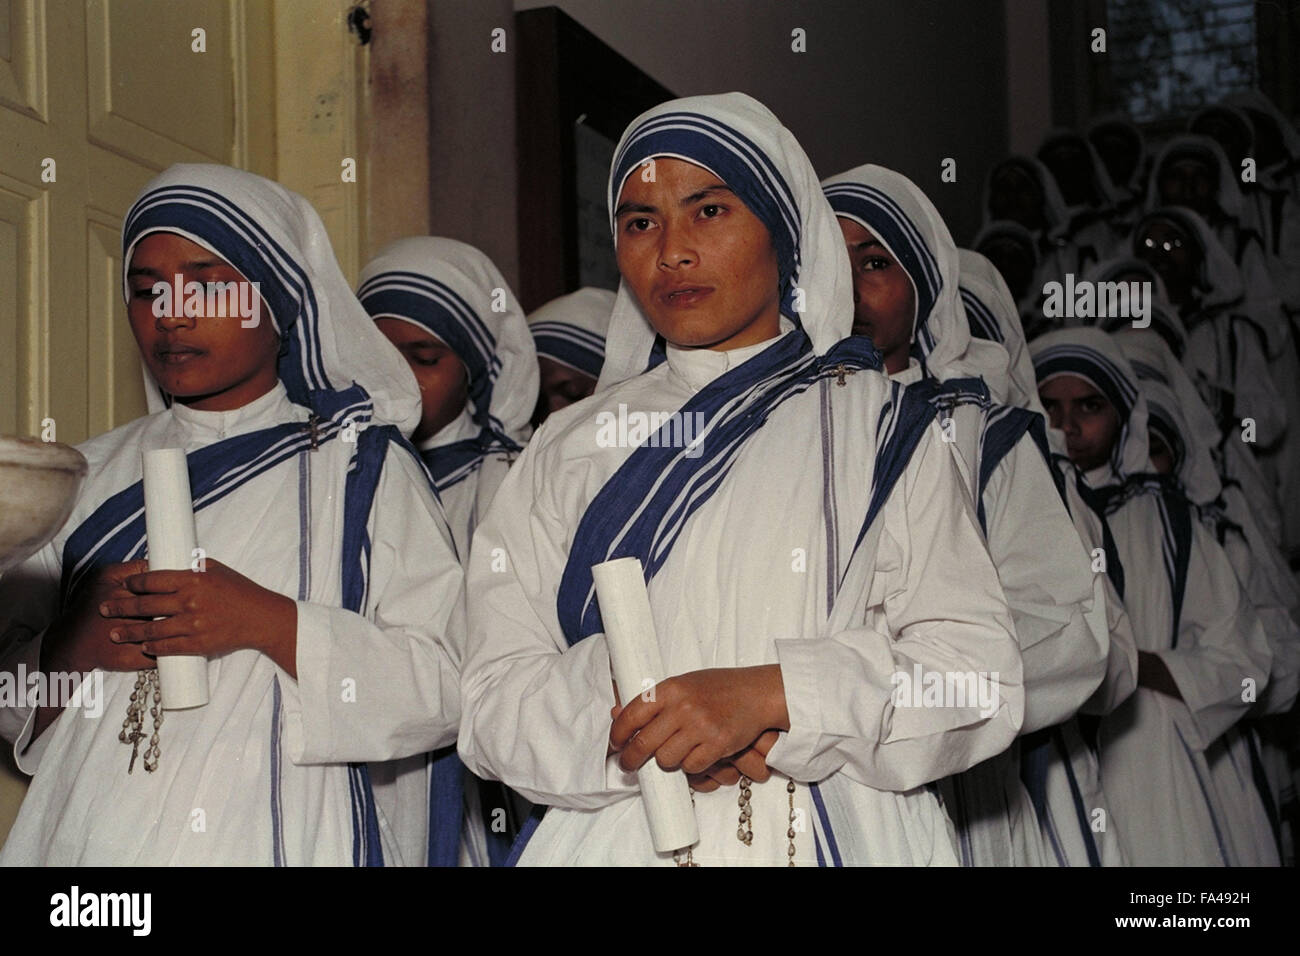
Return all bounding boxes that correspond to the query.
[142,448,209,710]
[592,556,699,855]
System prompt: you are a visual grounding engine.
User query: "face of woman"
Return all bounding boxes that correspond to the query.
[977,235,1035,302]
[1157,156,1217,219]
[613,158,782,353]
[1135,217,1199,306]
[1038,374,1122,472]
[988,163,1046,232]
[1039,138,1096,207]
[126,231,281,411]
[837,217,915,374]
[1148,430,1175,475]
[1090,125,1140,188]
[534,356,597,426]
[374,319,468,443]
[1189,111,1250,167]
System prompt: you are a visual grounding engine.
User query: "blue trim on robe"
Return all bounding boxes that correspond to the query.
[511,329,935,863]
[809,783,842,867]
[1020,725,1102,866]
[55,388,449,868]
[426,747,465,867]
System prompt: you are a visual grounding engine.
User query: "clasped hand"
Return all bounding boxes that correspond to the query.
[608,665,789,791]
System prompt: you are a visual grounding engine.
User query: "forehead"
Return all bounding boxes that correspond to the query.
[991,163,1038,191]
[374,317,450,348]
[1038,374,1105,401]
[1041,138,1088,161]
[129,230,227,265]
[836,216,878,245]
[1164,155,1215,177]
[615,156,725,204]
[538,355,596,385]
[1139,217,1190,242]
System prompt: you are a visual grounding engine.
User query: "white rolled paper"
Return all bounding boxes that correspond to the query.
[142,448,209,710]
[592,556,699,855]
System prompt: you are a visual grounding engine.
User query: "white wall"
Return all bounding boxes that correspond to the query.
[514,0,1013,243]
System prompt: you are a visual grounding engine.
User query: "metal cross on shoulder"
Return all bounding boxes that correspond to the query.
[832,363,855,387]
[307,414,322,450]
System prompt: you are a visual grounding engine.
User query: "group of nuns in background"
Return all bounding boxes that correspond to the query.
[3,80,1297,867]
[363,88,1298,866]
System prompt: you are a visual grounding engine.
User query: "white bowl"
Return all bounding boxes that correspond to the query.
[0,435,88,576]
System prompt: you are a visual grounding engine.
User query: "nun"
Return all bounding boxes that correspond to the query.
[0,165,466,865]
[357,235,537,865]
[358,236,538,561]
[1086,113,1150,230]
[1132,205,1299,562]
[971,219,1052,339]
[962,248,1136,866]
[527,286,616,426]
[1031,327,1273,865]
[980,154,1093,311]
[1132,375,1286,866]
[822,163,1108,867]
[458,92,1024,866]
[1036,128,1127,261]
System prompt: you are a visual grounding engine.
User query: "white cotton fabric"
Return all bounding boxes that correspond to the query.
[527,287,616,376]
[0,166,464,865]
[123,164,422,436]
[1030,328,1276,865]
[596,92,855,391]
[958,249,1047,418]
[460,93,1025,865]
[822,164,1106,867]
[359,235,538,449]
[0,385,464,865]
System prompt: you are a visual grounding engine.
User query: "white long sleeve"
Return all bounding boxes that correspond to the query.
[764,424,1023,791]
[980,435,1107,732]
[457,429,632,808]
[1157,521,1273,750]
[282,444,465,764]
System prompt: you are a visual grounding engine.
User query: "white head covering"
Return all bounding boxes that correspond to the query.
[527,287,616,380]
[1224,90,1300,174]
[971,219,1042,302]
[1036,126,1123,210]
[1115,327,1221,451]
[1080,255,1187,356]
[595,92,853,392]
[1138,377,1221,506]
[1145,134,1248,225]
[957,248,1046,418]
[1085,113,1149,197]
[1188,102,1257,162]
[356,236,537,448]
[1131,205,1246,312]
[981,154,1071,240]
[822,164,1012,396]
[1030,327,1150,480]
[1118,329,1216,429]
[1080,255,1171,304]
[122,164,422,435]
